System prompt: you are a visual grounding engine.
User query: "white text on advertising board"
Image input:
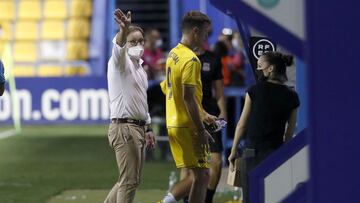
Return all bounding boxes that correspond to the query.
[0,89,109,121]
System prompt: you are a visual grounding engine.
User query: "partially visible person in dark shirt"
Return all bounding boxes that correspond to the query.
[228,51,300,203]
[198,50,225,119]
[197,47,226,203]
[0,60,5,96]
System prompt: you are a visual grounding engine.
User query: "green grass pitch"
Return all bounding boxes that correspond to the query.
[0,125,237,203]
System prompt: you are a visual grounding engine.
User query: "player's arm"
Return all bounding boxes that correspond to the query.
[214,79,227,120]
[183,85,205,131]
[182,59,213,144]
[183,85,211,145]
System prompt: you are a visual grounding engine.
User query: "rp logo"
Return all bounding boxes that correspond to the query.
[252,39,275,59]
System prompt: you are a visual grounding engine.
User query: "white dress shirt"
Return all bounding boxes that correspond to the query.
[107,35,151,124]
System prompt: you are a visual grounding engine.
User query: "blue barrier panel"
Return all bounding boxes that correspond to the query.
[281,181,308,203]
[249,129,307,203]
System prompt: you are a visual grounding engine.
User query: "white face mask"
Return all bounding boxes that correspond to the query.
[128,45,144,60]
[155,39,163,48]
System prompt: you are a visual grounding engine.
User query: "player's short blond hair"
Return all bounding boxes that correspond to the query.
[181,11,211,33]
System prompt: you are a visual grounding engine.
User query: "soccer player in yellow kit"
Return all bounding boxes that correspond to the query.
[159,11,216,203]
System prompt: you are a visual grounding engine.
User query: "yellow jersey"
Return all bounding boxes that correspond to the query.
[164,43,203,128]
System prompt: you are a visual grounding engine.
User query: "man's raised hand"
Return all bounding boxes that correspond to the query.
[114,8,131,29]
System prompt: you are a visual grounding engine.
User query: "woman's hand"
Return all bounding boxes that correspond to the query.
[228,151,238,172]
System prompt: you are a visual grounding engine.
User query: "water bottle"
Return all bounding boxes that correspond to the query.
[233,187,240,201]
[225,187,241,203]
[168,171,177,191]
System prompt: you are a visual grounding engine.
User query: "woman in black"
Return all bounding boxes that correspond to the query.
[228,51,300,203]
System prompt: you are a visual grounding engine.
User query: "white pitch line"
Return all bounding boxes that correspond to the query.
[0,129,18,140]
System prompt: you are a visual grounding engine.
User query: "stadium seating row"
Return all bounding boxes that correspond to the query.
[0,0,92,20]
[0,0,93,77]
[1,40,89,62]
[0,19,90,40]
[12,65,89,77]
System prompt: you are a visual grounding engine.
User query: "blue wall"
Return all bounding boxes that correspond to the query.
[89,0,109,76]
[296,58,307,132]
[307,1,360,202]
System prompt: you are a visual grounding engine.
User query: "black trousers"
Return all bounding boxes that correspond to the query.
[241,149,275,203]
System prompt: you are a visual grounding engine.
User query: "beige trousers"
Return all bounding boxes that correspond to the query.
[104,123,146,203]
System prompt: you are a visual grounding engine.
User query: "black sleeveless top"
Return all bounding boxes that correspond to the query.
[245,81,300,151]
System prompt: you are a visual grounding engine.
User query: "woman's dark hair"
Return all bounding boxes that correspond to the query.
[262,51,294,83]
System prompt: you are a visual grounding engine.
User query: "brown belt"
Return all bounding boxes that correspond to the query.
[111,118,146,126]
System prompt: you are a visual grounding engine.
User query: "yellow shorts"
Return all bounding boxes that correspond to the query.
[167,127,210,168]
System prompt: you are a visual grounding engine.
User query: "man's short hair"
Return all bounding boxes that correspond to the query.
[181,11,211,33]
[126,25,144,37]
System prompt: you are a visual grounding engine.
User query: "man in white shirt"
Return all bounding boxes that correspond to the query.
[104,8,155,203]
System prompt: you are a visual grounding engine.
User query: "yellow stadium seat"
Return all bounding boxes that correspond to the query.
[67,18,90,39]
[41,20,65,40]
[0,40,11,57]
[15,21,38,40]
[18,1,41,20]
[44,1,67,19]
[70,0,93,17]
[13,41,37,62]
[67,40,88,60]
[0,40,6,56]
[0,41,3,54]
[64,66,89,76]
[0,1,15,21]
[0,21,13,40]
[0,21,13,41]
[38,65,63,77]
[13,65,36,77]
